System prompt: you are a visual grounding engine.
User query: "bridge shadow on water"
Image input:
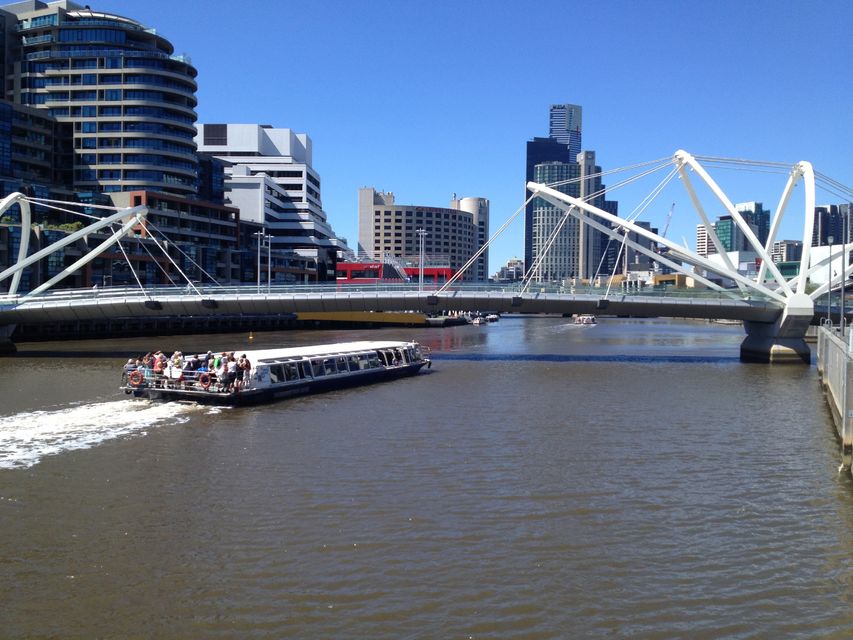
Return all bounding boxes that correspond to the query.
[8,351,742,364]
[434,353,740,364]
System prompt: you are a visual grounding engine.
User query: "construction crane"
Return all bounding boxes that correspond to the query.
[653,204,676,273]
[662,202,675,239]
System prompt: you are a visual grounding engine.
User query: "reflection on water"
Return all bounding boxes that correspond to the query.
[1,316,852,638]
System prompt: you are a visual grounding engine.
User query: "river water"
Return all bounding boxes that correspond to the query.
[2,317,853,638]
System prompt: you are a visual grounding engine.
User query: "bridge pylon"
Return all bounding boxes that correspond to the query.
[740,292,814,363]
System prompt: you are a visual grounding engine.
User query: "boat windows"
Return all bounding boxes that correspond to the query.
[336,356,348,373]
[347,355,360,372]
[368,354,381,368]
[269,364,285,384]
[298,361,312,379]
[284,363,299,381]
[312,359,325,377]
[323,358,337,375]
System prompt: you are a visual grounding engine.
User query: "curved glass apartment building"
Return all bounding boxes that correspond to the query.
[4,1,198,195]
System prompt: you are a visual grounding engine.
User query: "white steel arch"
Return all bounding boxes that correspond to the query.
[524,149,835,362]
[0,194,148,297]
[525,150,830,308]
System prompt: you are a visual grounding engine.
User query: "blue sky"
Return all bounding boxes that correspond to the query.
[104,0,852,273]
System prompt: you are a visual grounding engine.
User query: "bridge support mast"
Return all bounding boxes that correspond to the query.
[740,293,813,363]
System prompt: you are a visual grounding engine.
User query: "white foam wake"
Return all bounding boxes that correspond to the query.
[0,400,204,470]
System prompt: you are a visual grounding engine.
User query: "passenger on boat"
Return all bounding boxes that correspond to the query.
[184,354,200,372]
[226,356,238,391]
[236,353,251,389]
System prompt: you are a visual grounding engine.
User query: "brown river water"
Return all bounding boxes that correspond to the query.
[1,316,853,638]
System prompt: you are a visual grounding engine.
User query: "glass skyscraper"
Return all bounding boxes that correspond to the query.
[525,104,584,272]
[548,103,582,158]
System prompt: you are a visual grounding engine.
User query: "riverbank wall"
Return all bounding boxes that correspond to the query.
[816,324,853,466]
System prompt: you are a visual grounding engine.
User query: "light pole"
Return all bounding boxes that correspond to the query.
[267,233,272,293]
[253,230,264,293]
[417,228,428,292]
[839,213,848,340]
[828,235,834,325]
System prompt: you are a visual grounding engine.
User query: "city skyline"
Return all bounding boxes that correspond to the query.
[33,0,853,274]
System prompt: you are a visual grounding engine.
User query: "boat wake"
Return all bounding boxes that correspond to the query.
[0,400,205,470]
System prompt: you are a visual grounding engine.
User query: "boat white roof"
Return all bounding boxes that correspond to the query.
[208,340,416,363]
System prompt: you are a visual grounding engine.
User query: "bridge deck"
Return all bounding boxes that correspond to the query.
[0,284,784,325]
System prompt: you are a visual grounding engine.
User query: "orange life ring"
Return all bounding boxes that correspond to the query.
[128,370,143,387]
[198,372,212,390]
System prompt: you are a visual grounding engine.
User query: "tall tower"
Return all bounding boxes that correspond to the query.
[525,103,583,272]
[549,103,582,158]
[3,1,199,196]
[530,161,581,281]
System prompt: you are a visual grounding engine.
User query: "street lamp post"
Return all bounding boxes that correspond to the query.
[267,233,272,293]
[417,229,428,292]
[253,230,264,294]
[842,215,848,334]
[828,235,835,325]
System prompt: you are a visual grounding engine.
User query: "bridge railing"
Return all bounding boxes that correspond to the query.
[0,282,781,305]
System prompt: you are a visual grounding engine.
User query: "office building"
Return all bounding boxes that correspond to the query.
[196,123,346,280]
[524,136,574,271]
[736,202,770,246]
[0,2,324,290]
[529,150,618,282]
[524,104,583,271]
[813,204,852,246]
[357,187,489,282]
[771,239,803,264]
[493,257,524,283]
[549,103,582,158]
[695,202,769,257]
[2,0,200,196]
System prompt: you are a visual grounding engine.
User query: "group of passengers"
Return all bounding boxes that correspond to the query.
[123,350,253,392]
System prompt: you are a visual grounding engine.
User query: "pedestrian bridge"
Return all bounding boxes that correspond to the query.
[2,149,851,363]
[0,282,796,361]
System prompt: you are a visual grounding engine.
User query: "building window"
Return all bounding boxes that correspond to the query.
[203,124,227,146]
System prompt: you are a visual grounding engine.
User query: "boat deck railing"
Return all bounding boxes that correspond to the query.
[123,369,234,394]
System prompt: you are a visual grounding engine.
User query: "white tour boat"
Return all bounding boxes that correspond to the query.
[121,340,431,406]
[574,314,597,325]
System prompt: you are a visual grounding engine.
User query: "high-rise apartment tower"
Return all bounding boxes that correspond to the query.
[2,1,199,196]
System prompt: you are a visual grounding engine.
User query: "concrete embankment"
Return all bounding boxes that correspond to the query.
[816,325,853,467]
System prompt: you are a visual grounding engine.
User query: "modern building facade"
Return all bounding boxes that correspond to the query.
[813,204,852,246]
[524,135,574,271]
[0,2,326,292]
[2,0,200,196]
[529,150,618,282]
[196,123,345,280]
[549,103,582,158]
[525,103,583,272]
[771,239,803,264]
[357,188,489,282]
[493,256,524,283]
[695,202,770,258]
[524,102,622,281]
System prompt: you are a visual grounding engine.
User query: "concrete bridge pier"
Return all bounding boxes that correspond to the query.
[0,325,16,354]
[740,293,813,364]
